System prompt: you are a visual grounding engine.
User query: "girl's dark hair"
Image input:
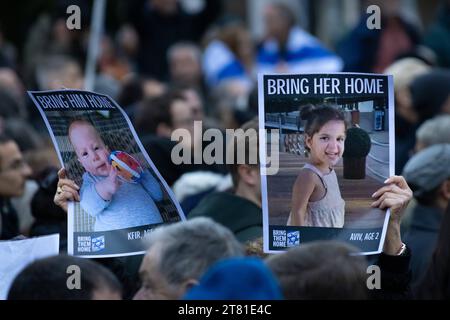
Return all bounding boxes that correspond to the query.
[301,104,346,137]
[300,104,347,153]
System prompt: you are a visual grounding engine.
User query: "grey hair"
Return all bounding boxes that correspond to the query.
[35,55,80,90]
[416,115,450,148]
[266,241,368,300]
[145,217,244,286]
[167,41,202,64]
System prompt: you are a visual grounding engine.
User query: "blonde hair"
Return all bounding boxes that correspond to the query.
[384,58,430,91]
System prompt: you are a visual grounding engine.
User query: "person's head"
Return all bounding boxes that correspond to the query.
[0,88,26,122]
[0,67,26,102]
[365,0,401,18]
[415,115,450,152]
[116,24,139,58]
[0,134,32,198]
[167,42,202,88]
[135,91,194,137]
[7,254,122,300]
[25,140,60,180]
[183,257,283,300]
[142,77,167,99]
[36,55,84,90]
[301,104,347,167]
[135,91,197,150]
[402,144,450,209]
[384,57,430,124]
[3,118,43,154]
[410,69,450,123]
[266,241,368,299]
[178,88,204,121]
[149,0,178,16]
[209,79,253,129]
[227,118,261,205]
[263,3,296,42]
[68,119,111,177]
[216,23,254,69]
[134,217,244,300]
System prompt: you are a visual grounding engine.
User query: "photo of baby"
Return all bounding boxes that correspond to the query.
[67,118,164,232]
[28,89,184,257]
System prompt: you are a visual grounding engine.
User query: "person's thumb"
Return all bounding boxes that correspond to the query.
[57,167,67,179]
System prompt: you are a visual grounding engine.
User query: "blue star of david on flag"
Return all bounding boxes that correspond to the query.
[91,235,105,252]
[286,231,300,247]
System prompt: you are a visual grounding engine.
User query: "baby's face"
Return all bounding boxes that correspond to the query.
[70,122,111,176]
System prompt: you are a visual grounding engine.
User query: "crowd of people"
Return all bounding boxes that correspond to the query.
[1,0,450,300]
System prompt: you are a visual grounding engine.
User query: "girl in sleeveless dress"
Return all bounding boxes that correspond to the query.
[287,104,347,228]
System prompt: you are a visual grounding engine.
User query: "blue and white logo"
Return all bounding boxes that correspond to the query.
[91,235,105,252]
[286,231,300,247]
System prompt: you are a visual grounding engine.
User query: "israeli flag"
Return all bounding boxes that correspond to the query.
[202,40,253,89]
[257,26,343,74]
[287,231,300,247]
[91,235,105,252]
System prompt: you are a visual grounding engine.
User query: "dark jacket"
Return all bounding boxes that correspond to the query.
[336,14,420,72]
[29,167,67,251]
[140,134,228,186]
[403,204,443,286]
[423,4,450,68]
[414,201,450,299]
[188,191,262,243]
[127,0,220,80]
[370,248,412,300]
[0,197,19,240]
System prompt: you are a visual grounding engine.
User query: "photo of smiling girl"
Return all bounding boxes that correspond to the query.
[287,104,347,228]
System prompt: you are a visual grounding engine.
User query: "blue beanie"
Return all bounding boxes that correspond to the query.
[183,257,283,300]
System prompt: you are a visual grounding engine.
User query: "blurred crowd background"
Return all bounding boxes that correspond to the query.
[1,0,450,300]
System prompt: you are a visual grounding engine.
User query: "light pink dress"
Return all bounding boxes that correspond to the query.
[288,163,345,228]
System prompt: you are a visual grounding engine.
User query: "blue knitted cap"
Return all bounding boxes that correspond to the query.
[183,257,283,300]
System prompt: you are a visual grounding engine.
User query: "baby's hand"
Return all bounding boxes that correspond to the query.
[95,166,121,201]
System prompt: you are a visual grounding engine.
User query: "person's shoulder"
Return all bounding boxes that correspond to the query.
[194,191,232,207]
[298,167,320,179]
[294,168,319,187]
[188,191,233,217]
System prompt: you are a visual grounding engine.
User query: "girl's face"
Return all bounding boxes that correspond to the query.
[306,120,346,168]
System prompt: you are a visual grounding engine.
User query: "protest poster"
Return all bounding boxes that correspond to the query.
[259,73,394,254]
[28,90,185,258]
[0,234,59,299]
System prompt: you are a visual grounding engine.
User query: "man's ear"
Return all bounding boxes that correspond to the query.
[441,179,450,201]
